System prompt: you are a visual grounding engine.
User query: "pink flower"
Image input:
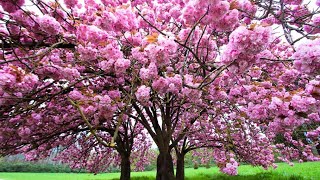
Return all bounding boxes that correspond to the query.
[0,72,16,86]
[18,127,31,137]
[136,85,151,106]
[291,95,316,112]
[152,77,169,94]
[293,39,320,75]
[99,95,112,105]
[139,62,158,80]
[69,90,83,100]
[0,0,25,13]
[38,15,62,35]
[63,67,80,81]
[279,69,299,85]
[284,0,303,5]
[76,25,108,44]
[114,58,131,74]
[64,0,78,8]
[77,45,98,62]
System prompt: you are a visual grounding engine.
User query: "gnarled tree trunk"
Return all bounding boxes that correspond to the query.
[120,153,131,180]
[156,151,175,180]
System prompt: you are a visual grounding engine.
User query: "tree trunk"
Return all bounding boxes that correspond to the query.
[176,152,185,180]
[316,143,320,155]
[156,151,175,180]
[120,154,131,180]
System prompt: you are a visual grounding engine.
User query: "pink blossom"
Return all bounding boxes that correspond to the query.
[229,26,272,54]
[135,85,150,106]
[279,69,299,85]
[215,9,240,32]
[152,77,169,94]
[139,62,158,80]
[69,90,83,100]
[64,0,78,8]
[305,80,320,100]
[114,58,131,74]
[293,39,320,75]
[0,72,16,86]
[76,25,108,44]
[38,15,62,35]
[284,0,303,5]
[99,60,115,73]
[18,127,31,138]
[0,0,24,13]
[77,45,98,62]
[304,15,320,35]
[63,67,80,80]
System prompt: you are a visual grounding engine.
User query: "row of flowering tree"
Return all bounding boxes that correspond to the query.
[0,0,320,180]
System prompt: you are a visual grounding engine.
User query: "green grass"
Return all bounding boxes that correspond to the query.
[0,161,319,180]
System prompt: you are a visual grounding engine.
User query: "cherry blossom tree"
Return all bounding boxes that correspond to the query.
[0,87,152,180]
[0,0,320,180]
[173,118,220,179]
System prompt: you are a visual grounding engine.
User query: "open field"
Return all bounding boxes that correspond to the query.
[0,161,319,180]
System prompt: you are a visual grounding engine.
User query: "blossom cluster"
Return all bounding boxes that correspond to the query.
[293,39,320,75]
[0,0,25,13]
[0,65,39,106]
[222,26,272,72]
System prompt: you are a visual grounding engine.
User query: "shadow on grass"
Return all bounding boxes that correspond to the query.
[185,172,304,180]
[94,172,303,180]
[108,176,154,180]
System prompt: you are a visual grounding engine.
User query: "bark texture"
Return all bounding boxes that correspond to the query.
[120,154,131,180]
[156,151,175,180]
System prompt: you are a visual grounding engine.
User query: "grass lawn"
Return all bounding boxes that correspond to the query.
[0,161,319,180]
